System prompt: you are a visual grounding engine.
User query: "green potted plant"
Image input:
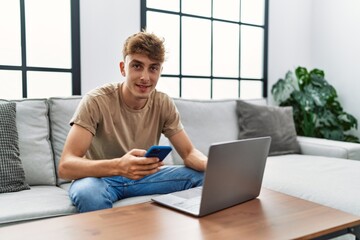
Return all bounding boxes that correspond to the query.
[271,66,359,143]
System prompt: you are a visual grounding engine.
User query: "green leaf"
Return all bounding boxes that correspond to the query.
[271,73,296,103]
[338,112,358,131]
[309,68,325,78]
[291,91,315,111]
[310,74,327,88]
[295,66,309,89]
[320,128,344,141]
[303,85,326,107]
[343,134,360,143]
[317,109,338,127]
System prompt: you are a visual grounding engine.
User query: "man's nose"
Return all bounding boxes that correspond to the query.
[141,69,150,81]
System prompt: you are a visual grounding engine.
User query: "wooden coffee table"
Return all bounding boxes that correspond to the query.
[1,188,359,240]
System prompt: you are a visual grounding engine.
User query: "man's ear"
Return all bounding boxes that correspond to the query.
[119,61,126,76]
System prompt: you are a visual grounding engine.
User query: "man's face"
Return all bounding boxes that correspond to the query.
[120,53,163,100]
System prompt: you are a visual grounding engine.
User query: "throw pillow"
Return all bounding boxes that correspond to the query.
[0,102,30,193]
[236,100,300,156]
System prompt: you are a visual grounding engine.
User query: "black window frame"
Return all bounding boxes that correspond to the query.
[141,0,269,99]
[0,0,81,98]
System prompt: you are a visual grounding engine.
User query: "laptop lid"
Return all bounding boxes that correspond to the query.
[152,136,271,217]
[199,136,271,216]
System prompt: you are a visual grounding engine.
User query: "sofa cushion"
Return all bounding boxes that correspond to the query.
[173,98,239,164]
[263,154,360,216]
[0,99,56,186]
[48,97,82,185]
[0,186,76,225]
[236,100,300,156]
[0,102,30,193]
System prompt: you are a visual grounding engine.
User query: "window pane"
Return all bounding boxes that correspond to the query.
[240,26,264,78]
[213,0,240,22]
[156,77,180,98]
[0,70,22,99]
[25,0,71,68]
[0,0,21,66]
[146,0,179,12]
[240,80,262,99]
[213,79,239,99]
[182,17,211,76]
[241,0,265,25]
[182,0,211,17]
[27,71,72,98]
[213,21,239,78]
[182,78,211,99]
[147,12,180,75]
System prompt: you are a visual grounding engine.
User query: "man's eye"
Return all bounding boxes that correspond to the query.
[132,64,141,69]
[151,66,159,72]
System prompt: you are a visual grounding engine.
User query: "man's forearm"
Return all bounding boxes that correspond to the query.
[183,149,207,172]
[58,156,118,180]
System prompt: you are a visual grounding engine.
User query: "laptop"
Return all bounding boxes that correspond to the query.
[151,136,271,217]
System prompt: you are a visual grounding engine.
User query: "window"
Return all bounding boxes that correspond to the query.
[0,0,80,99]
[141,0,268,100]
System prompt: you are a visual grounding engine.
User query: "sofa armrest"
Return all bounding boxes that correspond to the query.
[297,136,360,160]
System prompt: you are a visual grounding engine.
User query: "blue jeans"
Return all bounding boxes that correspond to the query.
[69,166,204,213]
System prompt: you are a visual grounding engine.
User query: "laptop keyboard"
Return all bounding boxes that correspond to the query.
[155,187,203,213]
[173,186,202,199]
[173,196,201,212]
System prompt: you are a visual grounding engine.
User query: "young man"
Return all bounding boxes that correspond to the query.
[58,31,207,213]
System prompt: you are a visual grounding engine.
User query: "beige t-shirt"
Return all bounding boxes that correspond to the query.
[70,82,183,160]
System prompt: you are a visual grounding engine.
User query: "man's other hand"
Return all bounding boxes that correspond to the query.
[115,149,164,180]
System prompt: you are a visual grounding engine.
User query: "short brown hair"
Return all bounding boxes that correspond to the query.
[122,30,165,63]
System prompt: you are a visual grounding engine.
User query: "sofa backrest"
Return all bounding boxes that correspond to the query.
[172,98,267,164]
[0,99,56,186]
[48,97,82,185]
[173,98,238,164]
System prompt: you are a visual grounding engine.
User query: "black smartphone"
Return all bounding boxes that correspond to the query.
[145,146,172,161]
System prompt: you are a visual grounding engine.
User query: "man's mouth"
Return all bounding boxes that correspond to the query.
[136,84,151,91]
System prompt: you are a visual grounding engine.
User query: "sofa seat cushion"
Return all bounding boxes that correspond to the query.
[0,186,76,225]
[263,154,360,216]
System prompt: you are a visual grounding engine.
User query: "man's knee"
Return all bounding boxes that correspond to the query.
[173,166,204,187]
[69,177,112,213]
[189,169,204,187]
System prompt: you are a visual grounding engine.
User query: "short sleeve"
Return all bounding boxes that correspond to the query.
[70,95,101,135]
[161,95,183,138]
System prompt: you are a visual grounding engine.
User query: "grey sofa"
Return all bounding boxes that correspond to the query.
[1,96,360,232]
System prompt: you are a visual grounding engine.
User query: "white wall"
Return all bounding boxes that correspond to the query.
[311,0,360,137]
[80,0,140,94]
[267,0,312,104]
